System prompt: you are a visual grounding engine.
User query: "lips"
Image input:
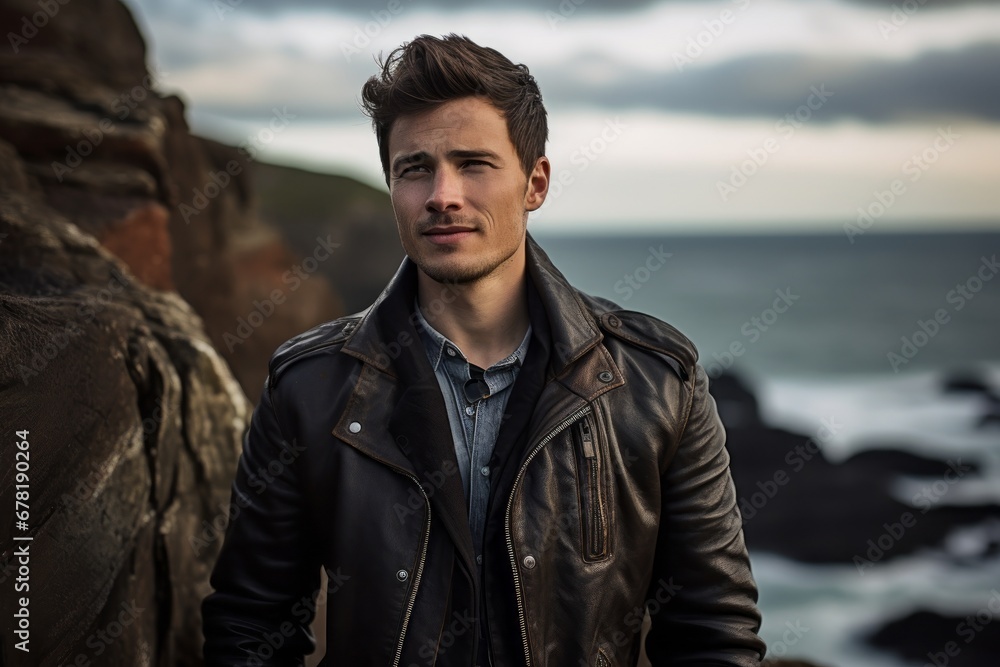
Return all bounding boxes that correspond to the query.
[422,226,476,244]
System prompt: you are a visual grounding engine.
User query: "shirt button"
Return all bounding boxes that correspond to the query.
[465,405,475,416]
[480,466,490,477]
[446,347,457,357]
[476,554,483,565]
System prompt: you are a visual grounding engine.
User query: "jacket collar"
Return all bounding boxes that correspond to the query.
[342,231,604,378]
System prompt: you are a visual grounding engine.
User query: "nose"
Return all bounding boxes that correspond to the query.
[425,166,463,213]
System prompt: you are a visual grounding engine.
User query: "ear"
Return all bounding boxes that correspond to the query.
[524,156,551,212]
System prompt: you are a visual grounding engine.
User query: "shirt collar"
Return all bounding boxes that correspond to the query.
[413,296,531,373]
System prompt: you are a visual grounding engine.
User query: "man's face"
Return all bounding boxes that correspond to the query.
[386,96,549,285]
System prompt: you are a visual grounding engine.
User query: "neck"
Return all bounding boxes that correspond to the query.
[417,243,530,370]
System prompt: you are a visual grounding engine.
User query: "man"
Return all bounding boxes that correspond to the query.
[203,34,765,666]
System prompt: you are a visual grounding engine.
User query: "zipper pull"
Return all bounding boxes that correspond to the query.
[580,419,596,459]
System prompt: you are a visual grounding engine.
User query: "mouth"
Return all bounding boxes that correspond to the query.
[422,226,476,245]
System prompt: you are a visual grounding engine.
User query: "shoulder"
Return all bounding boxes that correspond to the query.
[266,309,368,388]
[577,291,699,382]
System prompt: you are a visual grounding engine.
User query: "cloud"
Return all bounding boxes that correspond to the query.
[541,42,1000,122]
[210,0,992,16]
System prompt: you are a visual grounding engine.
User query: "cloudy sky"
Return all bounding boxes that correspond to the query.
[121,0,1000,234]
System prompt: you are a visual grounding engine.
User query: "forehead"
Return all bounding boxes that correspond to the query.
[387,96,514,157]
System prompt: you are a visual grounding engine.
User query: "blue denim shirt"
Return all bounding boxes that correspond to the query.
[413,299,531,563]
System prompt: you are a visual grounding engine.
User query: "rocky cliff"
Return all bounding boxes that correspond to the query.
[0,0,355,663]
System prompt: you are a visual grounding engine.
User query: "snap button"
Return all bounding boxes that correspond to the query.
[480,466,490,477]
[465,405,475,416]
[396,569,408,582]
[446,347,457,357]
[608,315,621,328]
[348,421,362,433]
[598,371,614,383]
[522,555,536,569]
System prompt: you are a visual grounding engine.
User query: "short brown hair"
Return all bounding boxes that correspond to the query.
[360,34,547,183]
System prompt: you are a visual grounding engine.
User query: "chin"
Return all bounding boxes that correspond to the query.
[417,256,497,285]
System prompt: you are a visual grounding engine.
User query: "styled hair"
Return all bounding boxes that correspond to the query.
[360,34,547,183]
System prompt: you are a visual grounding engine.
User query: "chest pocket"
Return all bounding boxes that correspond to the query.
[574,412,611,561]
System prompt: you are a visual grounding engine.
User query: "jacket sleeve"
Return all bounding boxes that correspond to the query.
[644,363,766,666]
[202,376,320,665]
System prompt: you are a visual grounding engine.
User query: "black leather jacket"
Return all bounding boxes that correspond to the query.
[202,234,765,666]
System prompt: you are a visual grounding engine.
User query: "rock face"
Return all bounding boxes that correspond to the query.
[0,158,249,663]
[0,0,351,663]
[0,0,346,406]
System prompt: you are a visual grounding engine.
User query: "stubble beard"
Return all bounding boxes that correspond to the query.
[417,239,520,286]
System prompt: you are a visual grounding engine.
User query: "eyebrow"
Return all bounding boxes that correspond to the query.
[391,149,503,174]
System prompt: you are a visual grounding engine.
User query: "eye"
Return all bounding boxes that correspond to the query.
[398,164,428,177]
[461,160,490,169]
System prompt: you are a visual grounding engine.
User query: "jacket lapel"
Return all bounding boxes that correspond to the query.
[340,258,477,572]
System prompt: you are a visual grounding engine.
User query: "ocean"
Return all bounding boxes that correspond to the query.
[533,231,1000,666]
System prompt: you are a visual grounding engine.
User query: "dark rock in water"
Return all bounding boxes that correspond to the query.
[0,167,249,662]
[713,371,1000,565]
[941,372,1000,429]
[868,606,1000,667]
[709,372,762,428]
[942,372,995,396]
[977,393,1000,429]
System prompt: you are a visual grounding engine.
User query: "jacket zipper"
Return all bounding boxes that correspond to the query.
[579,416,606,558]
[346,456,430,667]
[505,405,592,667]
[390,469,431,667]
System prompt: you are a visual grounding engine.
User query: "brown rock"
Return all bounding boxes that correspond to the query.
[0,0,346,404]
[0,180,248,665]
